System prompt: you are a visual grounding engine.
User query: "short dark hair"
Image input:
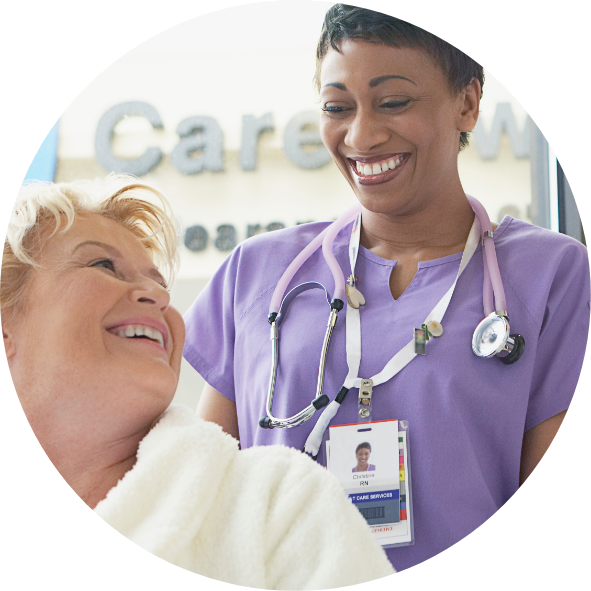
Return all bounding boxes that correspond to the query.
[356,442,371,454]
[315,4,484,150]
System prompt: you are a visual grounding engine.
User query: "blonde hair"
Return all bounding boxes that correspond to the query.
[1,174,179,318]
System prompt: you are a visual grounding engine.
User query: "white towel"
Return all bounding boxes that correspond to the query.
[95,405,394,589]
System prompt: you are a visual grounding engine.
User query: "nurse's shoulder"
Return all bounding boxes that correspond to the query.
[493,216,588,280]
[221,221,337,295]
[492,215,589,322]
[240,220,334,259]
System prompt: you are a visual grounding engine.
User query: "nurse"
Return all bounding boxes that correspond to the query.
[183,4,590,572]
[353,442,375,473]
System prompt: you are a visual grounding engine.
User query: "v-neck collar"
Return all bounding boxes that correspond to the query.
[353,215,513,269]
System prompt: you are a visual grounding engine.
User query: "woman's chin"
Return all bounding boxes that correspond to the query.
[112,368,178,410]
[352,186,417,217]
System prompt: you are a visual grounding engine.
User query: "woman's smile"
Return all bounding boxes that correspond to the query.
[107,326,168,358]
[348,153,411,185]
[105,316,170,350]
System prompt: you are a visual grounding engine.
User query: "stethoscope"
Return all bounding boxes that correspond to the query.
[259,196,525,437]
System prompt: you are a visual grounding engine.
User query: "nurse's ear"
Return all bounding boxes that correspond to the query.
[457,77,481,133]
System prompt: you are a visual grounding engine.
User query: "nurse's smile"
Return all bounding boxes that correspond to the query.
[348,153,410,185]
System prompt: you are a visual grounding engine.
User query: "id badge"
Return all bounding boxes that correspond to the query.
[327,419,414,547]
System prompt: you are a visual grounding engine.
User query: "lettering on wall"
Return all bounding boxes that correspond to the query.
[240,113,274,170]
[473,103,530,160]
[171,116,224,174]
[184,221,310,252]
[95,104,331,176]
[283,111,332,169]
[95,101,529,176]
[95,101,164,175]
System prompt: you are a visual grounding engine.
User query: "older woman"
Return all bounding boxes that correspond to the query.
[1,175,394,588]
[183,5,590,572]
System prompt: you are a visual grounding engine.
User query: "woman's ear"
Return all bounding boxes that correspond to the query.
[3,325,17,359]
[458,77,481,133]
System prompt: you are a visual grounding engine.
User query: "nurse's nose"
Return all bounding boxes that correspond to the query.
[344,107,390,153]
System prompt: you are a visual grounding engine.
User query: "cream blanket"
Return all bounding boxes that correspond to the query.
[95,405,394,589]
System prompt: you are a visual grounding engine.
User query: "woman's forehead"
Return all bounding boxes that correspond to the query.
[320,40,441,87]
[42,214,152,263]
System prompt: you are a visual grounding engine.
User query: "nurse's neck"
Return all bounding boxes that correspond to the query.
[360,190,476,258]
[359,191,476,299]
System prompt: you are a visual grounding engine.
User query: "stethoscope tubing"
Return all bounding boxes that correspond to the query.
[263,196,516,433]
[269,202,362,315]
[321,203,362,303]
[466,195,507,314]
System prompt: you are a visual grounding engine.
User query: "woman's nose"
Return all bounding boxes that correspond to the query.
[130,280,170,311]
[344,108,389,153]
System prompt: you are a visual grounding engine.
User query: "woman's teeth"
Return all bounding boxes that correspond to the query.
[117,325,165,348]
[356,156,404,176]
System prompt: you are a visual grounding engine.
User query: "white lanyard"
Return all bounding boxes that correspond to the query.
[345,211,481,388]
[304,213,483,456]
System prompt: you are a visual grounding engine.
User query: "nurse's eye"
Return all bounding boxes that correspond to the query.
[321,104,352,117]
[381,99,412,111]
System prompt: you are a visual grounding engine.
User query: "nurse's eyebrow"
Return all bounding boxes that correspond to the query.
[322,82,347,90]
[369,75,416,87]
[73,240,167,286]
[322,76,416,90]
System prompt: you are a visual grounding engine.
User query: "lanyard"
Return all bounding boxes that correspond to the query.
[344,211,481,389]
[303,212,483,456]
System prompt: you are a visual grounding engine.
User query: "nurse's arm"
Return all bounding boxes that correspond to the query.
[196,383,240,441]
[519,409,566,485]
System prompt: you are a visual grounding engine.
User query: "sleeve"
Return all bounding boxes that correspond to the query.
[182,247,241,402]
[525,241,590,431]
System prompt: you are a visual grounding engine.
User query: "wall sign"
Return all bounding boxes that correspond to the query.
[184,221,313,252]
[95,102,329,176]
[94,101,530,177]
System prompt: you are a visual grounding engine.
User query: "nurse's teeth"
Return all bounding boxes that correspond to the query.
[356,156,405,176]
[125,325,135,337]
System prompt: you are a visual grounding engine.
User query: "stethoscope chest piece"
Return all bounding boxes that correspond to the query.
[472,313,525,365]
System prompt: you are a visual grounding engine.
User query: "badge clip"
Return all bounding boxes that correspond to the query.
[358,378,373,420]
[414,321,443,355]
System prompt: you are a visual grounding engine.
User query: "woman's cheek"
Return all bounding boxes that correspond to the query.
[166,307,186,377]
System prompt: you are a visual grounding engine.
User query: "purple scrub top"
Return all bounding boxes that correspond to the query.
[353,464,376,473]
[183,215,590,572]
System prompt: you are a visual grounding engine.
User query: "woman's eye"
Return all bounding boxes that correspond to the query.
[321,105,351,116]
[381,100,411,110]
[90,258,116,272]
